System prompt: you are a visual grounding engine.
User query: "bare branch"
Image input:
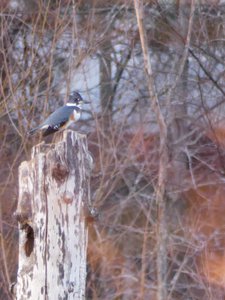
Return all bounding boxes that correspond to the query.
[134,1,168,299]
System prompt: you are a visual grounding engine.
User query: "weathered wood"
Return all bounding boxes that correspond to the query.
[16,130,92,300]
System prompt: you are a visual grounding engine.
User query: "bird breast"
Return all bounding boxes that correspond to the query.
[66,109,81,128]
[72,109,81,121]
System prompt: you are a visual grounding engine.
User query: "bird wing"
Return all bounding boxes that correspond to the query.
[42,122,66,136]
[29,105,81,137]
[40,105,75,128]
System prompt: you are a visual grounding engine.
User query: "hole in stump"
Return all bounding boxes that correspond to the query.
[22,223,34,257]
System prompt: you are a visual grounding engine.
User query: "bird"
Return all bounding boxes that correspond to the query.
[29,91,84,137]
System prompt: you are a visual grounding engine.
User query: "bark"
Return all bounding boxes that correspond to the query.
[15,130,92,300]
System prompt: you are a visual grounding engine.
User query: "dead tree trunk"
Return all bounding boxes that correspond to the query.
[15,130,92,300]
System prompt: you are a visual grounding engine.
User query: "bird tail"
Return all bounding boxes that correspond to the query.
[28,126,39,136]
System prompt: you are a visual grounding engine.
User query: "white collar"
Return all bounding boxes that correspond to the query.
[66,102,82,108]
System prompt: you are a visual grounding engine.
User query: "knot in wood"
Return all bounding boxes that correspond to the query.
[62,192,73,204]
[52,162,69,183]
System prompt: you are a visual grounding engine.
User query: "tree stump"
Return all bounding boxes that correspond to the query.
[16,130,92,300]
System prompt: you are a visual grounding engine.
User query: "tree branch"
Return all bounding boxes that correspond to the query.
[133,1,168,299]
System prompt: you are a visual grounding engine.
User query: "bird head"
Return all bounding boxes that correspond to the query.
[67,91,84,108]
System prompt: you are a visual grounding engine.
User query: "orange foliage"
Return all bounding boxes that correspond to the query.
[201,252,225,286]
[185,164,225,287]
[88,123,225,291]
[87,225,125,297]
[208,125,225,148]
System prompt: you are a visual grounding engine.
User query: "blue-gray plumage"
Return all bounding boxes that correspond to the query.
[29,91,83,136]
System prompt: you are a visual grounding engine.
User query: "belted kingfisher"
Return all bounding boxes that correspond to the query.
[29,91,83,137]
